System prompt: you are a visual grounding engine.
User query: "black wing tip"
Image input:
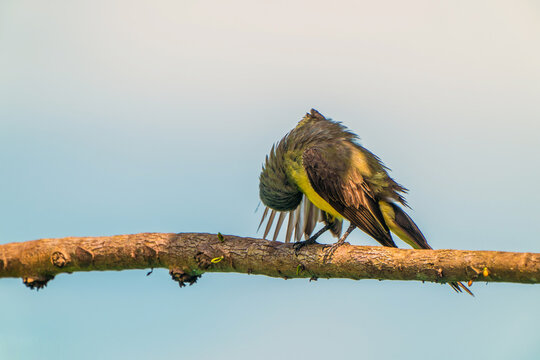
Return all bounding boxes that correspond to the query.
[378,234,397,248]
[450,282,475,297]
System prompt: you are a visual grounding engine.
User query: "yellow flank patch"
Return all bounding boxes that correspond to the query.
[288,163,343,219]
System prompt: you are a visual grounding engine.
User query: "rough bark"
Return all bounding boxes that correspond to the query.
[0,232,539,290]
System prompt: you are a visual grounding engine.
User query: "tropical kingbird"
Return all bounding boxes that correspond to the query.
[258,109,472,295]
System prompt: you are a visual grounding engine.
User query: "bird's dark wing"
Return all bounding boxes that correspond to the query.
[303,145,396,247]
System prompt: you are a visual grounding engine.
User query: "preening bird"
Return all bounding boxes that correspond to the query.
[258,109,472,295]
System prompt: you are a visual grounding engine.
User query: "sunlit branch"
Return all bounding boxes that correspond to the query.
[0,232,538,290]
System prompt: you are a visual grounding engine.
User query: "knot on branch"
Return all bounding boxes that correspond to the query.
[169,268,201,288]
[51,251,69,268]
[75,246,94,266]
[195,252,213,270]
[134,245,158,264]
[23,274,54,290]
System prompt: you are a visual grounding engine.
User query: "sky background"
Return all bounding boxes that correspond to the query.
[1,1,540,359]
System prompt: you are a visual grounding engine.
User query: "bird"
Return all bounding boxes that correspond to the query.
[258,109,472,295]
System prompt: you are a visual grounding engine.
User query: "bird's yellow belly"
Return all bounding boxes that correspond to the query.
[288,166,343,219]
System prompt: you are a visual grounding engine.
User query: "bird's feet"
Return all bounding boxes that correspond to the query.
[322,223,355,262]
[293,238,318,255]
[293,224,332,255]
[322,240,347,263]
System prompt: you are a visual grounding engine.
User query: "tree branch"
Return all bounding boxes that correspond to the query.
[1,232,539,289]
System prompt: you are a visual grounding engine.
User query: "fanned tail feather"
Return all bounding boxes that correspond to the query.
[257,207,269,232]
[285,210,295,243]
[258,196,341,242]
[272,212,286,241]
[263,210,276,239]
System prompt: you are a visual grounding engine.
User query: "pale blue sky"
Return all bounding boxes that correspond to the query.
[1,1,540,359]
